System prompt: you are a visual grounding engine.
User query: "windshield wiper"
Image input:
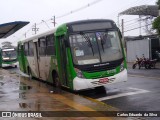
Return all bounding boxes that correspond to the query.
[80,32,94,56]
[100,36,105,52]
[97,32,108,52]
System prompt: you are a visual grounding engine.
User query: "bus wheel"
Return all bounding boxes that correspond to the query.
[28,67,32,79]
[53,73,61,88]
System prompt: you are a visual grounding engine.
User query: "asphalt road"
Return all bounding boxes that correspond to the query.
[87,67,160,120]
[3,65,160,120]
[4,66,160,111]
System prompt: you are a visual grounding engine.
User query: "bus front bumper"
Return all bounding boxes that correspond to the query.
[73,69,127,91]
[2,62,18,67]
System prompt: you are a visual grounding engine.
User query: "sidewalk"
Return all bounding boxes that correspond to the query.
[127,62,160,69]
[127,62,160,79]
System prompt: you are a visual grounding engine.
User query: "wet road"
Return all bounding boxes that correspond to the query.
[83,67,160,120]
[0,67,124,120]
[1,66,160,120]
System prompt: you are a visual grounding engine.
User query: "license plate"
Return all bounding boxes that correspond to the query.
[99,78,109,83]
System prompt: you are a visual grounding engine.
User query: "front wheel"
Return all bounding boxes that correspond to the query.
[132,64,136,69]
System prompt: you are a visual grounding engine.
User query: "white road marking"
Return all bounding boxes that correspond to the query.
[129,74,160,80]
[97,87,150,101]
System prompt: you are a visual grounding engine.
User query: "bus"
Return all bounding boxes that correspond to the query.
[18,19,127,91]
[0,47,18,68]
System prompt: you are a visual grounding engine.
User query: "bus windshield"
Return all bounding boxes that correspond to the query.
[69,31,123,65]
[2,50,17,58]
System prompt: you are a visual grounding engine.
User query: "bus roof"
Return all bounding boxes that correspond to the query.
[66,19,115,26]
[21,28,57,43]
[2,48,15,51]
[20,19,116,43]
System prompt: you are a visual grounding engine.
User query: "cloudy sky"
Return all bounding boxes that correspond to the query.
[0,0,157,46]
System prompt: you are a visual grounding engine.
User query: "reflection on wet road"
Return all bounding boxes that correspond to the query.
[0,69,121,120]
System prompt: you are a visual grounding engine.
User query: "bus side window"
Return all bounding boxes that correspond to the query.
[46,34,55,56]
[24,42,29,56]
[39,37,46,56]
[18,44,21,55]
[28,41,34,56]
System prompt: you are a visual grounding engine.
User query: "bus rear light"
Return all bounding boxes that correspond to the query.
[74,68,84,78]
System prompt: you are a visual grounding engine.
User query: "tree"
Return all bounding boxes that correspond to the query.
[152,0,160,34]
[153,16,160,34]
[1,41,14,48]
[157,0,160,9]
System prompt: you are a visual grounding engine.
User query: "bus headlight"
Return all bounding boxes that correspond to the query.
[120,62,125,72]
[2,57,9,60]
[74,68,84,78]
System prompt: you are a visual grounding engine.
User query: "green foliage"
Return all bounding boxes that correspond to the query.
[157,0,160,9]
[152,0,160,34]
[152,16,160,34]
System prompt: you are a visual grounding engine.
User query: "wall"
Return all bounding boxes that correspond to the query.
[126,39,150,62]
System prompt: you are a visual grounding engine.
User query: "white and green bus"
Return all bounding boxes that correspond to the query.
[18,19,127,91]
[0,47,18,68]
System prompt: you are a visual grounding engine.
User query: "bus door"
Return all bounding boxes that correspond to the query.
[33,40,40,78]
[57,35,69,86]
[37,37,46,80]
[18,44,26,72]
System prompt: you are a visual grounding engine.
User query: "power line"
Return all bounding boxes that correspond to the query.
[124,18,140,23]
[106,0,151,18]
[56,0,104,19]
[19,0,104,39]
[124,23,152,32]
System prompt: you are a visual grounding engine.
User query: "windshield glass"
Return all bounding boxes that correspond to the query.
[2,50,17,58]
[69,31,123,65]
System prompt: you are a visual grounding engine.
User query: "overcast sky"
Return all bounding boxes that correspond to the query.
[0,0,157,46]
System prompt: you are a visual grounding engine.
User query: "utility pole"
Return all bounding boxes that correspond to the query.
[121,19,126,50]
[117,15,120,28]
[139,15,142,36]
[52,16,56,27]
[32,23,39,34]
[121,19,124,38]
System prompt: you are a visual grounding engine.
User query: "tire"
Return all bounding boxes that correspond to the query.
[53,73,61,88]
[139,64,141,69]
[28,67,32,79]
[95,86,106,94]
[132,64,136,69]
[145,64,149,69]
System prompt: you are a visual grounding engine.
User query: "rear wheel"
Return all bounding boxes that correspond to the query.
[52,72,61,88]
[52,73,62,93]
[145,64,149,69]
[28,67,32,79]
